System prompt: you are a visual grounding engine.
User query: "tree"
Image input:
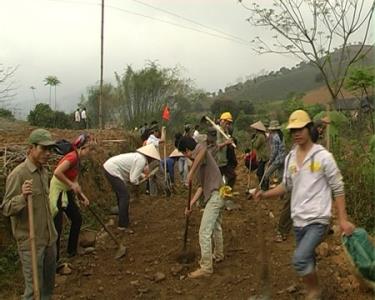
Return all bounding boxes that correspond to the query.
[0,64,17,102]
[28,103,54,127]
[44,75,61,109]
[0,108,15,120]
[27,103,73,129]
[345,66,375,132]
[240,0,375,103]
[115,63,189,128]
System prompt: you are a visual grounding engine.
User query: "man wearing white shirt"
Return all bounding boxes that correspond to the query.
[74,108,81,127]
[103,144,160,230]
[81,107,88,129]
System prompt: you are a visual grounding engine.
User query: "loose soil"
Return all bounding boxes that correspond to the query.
[0,121,373,299]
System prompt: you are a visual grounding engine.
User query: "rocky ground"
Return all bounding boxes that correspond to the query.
[0,121,373,299]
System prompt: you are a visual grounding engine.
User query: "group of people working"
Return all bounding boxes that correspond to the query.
[1,108,354,300]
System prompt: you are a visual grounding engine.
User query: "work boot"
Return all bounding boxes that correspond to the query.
[188,268,212,279]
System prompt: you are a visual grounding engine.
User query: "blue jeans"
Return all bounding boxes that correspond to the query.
[19,245,56,300]
[293,223,328,276]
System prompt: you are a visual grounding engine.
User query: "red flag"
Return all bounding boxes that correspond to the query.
[162,105,170,121]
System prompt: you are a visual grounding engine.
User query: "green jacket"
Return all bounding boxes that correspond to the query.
[1,158,57,251]
[253,132,269,161]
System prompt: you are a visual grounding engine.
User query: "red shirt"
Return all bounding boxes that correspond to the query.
[56,151,79,181]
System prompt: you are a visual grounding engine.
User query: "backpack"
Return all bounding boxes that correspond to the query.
[53,139,74,156]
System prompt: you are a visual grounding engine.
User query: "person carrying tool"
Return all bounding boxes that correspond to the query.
[216,112,236,188]
[49,133,92,263]
[1,129,58,300]
[103,144,161,231]
[178,136,224,279]
[250,121,269,190]
[255,110,355,300]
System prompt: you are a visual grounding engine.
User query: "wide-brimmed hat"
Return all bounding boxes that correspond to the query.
[136,144,160,160]
[250,121,266,132]
[169,149,184,158]
[268,120,282,130]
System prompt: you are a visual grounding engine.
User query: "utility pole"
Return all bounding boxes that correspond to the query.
[99,0,104,129]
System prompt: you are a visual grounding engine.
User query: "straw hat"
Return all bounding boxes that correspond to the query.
[136,144,161,160]
[268,120,282,130]
[250,121,266,132]
[169,149,184,158]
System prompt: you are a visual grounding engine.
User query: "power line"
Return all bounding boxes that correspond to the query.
[48,0,251,47]
[127,0,249,43]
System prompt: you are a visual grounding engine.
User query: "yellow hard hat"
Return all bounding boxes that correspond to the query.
[220,112,233,122]
[287,110,312,129]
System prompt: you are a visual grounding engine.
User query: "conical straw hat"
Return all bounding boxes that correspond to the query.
[250,121,266,132]
[136,144,161,161]
[169,149,184,158]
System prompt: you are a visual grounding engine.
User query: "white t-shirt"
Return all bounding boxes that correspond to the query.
[75,111,81,122]
[193,130,200,141]
[146,134,160,149]
[103,152,147,185]
[81,110,87,120]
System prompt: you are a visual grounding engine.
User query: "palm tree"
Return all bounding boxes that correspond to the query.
[44,75,61,109]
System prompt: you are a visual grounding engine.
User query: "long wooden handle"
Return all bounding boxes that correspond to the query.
[183,182,193,249]
[27,195,40,300]
[204,116,236,148]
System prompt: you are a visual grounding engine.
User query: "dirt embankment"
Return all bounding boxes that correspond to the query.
[0,121,373,299]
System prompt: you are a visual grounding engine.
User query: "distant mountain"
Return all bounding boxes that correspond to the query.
[219,45,374,103]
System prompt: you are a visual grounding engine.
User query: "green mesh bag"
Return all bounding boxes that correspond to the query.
[342,228,375,284]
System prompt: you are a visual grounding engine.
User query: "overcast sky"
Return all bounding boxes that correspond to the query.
[1,0,374,118]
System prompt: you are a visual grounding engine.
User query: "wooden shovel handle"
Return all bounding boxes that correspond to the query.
[27,195,40,300]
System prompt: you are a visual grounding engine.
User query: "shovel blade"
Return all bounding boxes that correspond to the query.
[114,245,127,259]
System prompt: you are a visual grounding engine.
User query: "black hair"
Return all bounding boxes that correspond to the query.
[307,122,319,143]
[177,136,197,152]
[174,132,183,148]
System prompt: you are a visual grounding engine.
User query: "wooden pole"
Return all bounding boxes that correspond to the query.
[27,195,40,300]
[99,0,104,129]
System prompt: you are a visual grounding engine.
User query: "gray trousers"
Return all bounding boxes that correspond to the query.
[18,244,56,300]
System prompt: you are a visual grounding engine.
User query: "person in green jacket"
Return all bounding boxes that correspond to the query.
[250,121,269,190]
[1,129,58,300]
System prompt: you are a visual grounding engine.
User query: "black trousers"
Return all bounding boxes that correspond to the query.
[256,160,269,191]
[54,190,82,262]
[219,164,237,188]
[104,170,130,228]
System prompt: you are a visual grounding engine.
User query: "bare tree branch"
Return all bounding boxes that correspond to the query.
[0,64,18,100]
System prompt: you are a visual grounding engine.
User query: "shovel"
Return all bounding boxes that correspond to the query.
[87,206,127,259]
[27,195,40,300]
[78,192,127,259]
[177,182,196,264]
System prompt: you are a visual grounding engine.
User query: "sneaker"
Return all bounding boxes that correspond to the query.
[188,268,212,279]
[117,227,134,234]
[273,232,287,243]
[212,254,224,263]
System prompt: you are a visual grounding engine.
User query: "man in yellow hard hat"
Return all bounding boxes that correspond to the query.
[255,110,355,299]
[216,112,237,188]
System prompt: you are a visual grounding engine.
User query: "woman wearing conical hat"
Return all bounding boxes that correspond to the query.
[250,120,269,190]
[103,144,160,231]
